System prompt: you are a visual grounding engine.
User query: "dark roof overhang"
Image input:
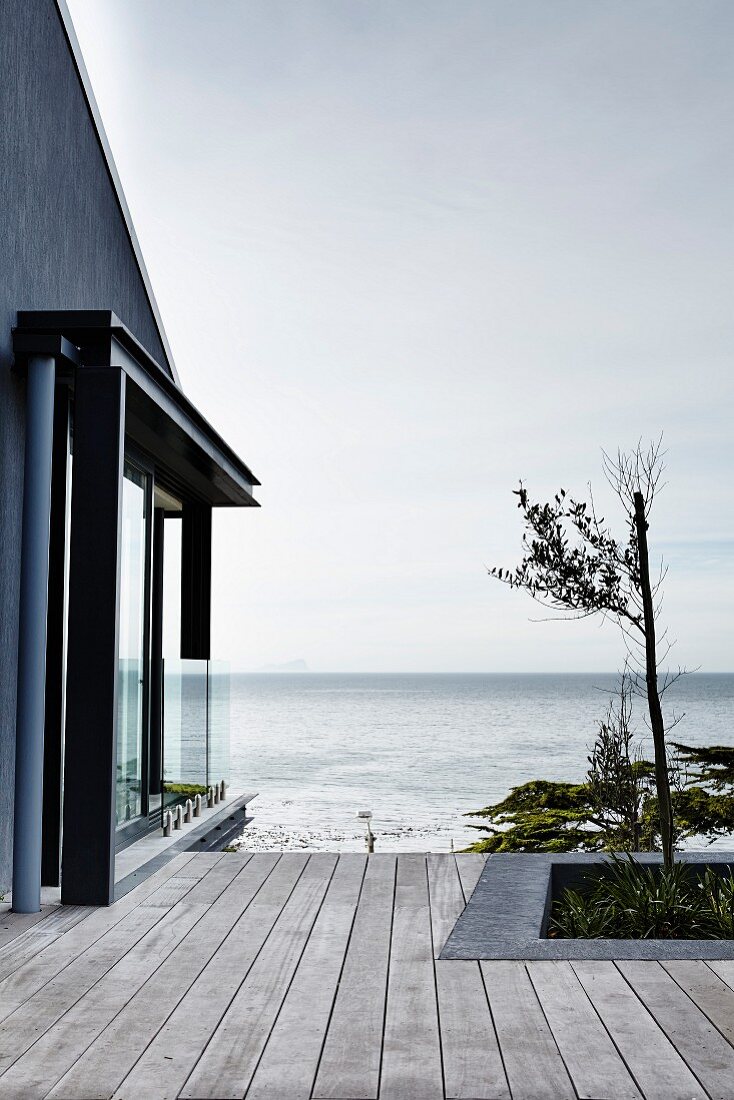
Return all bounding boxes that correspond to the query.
[14,311,260,508]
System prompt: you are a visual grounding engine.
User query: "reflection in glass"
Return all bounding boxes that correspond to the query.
[116,462,148,825]
[163,659,207,806]
[208,661,230,788]
[162,659,230,811]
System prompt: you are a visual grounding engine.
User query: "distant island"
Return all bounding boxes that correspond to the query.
[255,659,310,673]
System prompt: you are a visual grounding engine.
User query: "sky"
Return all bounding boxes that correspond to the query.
[66,0,734,672]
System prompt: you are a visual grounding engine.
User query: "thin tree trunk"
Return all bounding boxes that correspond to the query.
[633,490,674,868]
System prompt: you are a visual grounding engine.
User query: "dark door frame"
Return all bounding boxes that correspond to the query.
[61,367,126,905]
[113,446,154,850]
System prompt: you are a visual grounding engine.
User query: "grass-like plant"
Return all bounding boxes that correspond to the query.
[549,855,734,939]
[163,782,208,797]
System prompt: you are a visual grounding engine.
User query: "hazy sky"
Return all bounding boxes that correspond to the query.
[67,0,734,672]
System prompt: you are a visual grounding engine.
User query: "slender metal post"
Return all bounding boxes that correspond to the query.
[12,356,56,913]
[149,509,165,801]
[41,388,70,887]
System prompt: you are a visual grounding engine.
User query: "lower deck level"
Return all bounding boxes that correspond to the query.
[0,852,733,1099]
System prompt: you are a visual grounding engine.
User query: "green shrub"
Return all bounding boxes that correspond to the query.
[163,782,208,797]
[549,855,734,939]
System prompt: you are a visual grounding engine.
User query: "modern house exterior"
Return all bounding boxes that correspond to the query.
[0,0,259,909]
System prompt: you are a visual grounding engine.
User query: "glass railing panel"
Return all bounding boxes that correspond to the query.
[162,658,208,810]
[207,660,230,789]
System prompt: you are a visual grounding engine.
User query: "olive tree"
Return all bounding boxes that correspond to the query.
[490,439,680,867]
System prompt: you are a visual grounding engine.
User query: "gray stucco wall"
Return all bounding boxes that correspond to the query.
[0,0,172,892]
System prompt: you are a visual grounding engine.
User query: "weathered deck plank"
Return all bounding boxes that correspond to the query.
[455,853,486,902]
[0,854,731,1100]
[573,961,707,1100]
[481,961,575,1100]
[312,854,396,1100]
[0,852,196,1017]
[707,958,734,989]
[0,854,214,1081]
[380,853,444,1100]
[664,960,734,1047]
[179,853,338,1099]
[111,853,310,1100]
[0,907,92,983]
[430,853,508,1100]
[246,854,367,1100]
[436,961,509,1100]
[617,959,734,1100]
[48,855,275,1100]
[528,961,642,1100]
[0,907,60,949]
[428,854,466,958]
[1,857,250,1099]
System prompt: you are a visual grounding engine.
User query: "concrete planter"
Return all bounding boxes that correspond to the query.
[441,851,734,960]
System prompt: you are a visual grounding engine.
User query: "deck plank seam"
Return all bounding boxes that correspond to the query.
[239,853,345,1098]
[528,961,645,1100]
[99,852,286,1100]
[32,854,258,1099]
[522,962,581,1100]
[0,851,200,1031]
[457,853,487,906]
[374,851,399,1100]
[305,854,371,1100]
[0,854,234,1089]
[611,961,715,1100]
[703,958,734,993]
[426,855,449,1100]
[450,855,514,1098]
[176,853,316,1098]
[456,852,469,906]
[476,960,511,1098]
[0,853,198,990]
[660,961,734,1058]
[239,853,345,1095]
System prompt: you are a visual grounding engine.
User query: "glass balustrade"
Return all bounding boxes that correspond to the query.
[207,660,231,789]
[162,658,230,815]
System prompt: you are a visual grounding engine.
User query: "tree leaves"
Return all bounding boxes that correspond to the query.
[490,481,642,628]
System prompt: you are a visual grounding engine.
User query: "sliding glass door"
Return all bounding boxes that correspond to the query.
[116,459,150,827]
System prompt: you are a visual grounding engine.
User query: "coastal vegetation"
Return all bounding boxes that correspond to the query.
[465,670,734,937]
[465,695,734,938]
[163,782,208,798]
[549,856,734,940]
[476,440,734,937]
[465,728,734,855]
[487,438,678,866]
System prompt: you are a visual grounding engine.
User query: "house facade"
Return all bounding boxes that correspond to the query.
[0,0,258,908]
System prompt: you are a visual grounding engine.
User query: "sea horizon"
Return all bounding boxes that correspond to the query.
[226,670,734,854]
[232,668,734,676]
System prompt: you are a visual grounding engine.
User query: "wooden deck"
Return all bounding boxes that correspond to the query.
[1,853,734,1099]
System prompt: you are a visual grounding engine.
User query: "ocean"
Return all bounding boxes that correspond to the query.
[227,672,734,852]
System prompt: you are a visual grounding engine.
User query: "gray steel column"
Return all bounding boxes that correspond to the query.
[12,355,56,913]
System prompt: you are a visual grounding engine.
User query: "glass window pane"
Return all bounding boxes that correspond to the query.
[163,658,208,808]
[116,461,148,825]
[207,661,230,789]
